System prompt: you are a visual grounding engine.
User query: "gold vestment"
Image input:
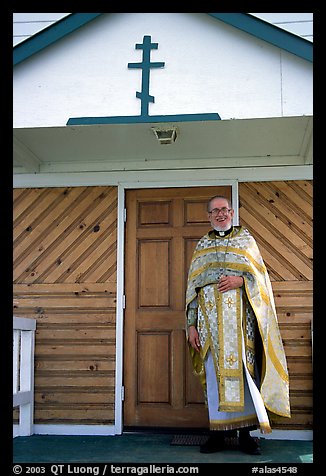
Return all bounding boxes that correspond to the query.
[185,226,291,428]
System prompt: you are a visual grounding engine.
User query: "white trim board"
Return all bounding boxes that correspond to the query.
[14,424,313,441]
[114,185,126,435]
[13,165,312,188]
[33,424,116,436]
[252,430,312,441]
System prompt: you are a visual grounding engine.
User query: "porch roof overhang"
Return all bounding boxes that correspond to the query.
[13,115,313,175]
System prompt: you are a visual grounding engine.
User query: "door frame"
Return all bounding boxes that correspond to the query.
[114,179,239,434]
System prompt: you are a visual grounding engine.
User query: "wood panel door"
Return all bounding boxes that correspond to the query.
[123,186,232,428]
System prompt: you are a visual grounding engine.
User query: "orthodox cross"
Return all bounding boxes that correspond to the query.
[67,35,221,125]
[128,35,165,117]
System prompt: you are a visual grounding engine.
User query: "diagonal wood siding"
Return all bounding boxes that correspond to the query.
[239,181,312,282]
[14,186,117,284]
[13,186,118,425]
[13,181,313,431]
[239,180,313,430]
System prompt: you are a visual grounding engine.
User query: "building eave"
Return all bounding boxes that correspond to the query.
[13,12,313,66]
[208,13,313,62]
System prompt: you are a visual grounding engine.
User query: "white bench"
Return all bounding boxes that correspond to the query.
[13,316,36,437]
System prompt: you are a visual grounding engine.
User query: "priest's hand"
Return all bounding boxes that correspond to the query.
[188,325,201,352]
[218,275,244,293]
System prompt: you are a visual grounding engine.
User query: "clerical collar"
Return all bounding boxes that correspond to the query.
[213,226,233,237]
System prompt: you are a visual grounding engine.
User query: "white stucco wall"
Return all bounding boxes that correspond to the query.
[13,13,313,128]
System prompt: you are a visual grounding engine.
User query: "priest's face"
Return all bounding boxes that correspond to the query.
[208,197,234,231]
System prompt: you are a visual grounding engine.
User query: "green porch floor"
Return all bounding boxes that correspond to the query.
[13,433,313,464]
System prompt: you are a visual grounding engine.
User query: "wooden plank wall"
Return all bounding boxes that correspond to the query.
[13,186,118,425]
[13,180,312,431]
[239,180,313,430]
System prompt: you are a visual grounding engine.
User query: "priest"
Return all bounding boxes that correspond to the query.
[186,195,291,454]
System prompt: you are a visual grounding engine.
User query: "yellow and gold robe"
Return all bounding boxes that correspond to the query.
[185,226,291,431]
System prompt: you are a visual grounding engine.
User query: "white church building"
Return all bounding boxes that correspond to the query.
[13,13,313,440]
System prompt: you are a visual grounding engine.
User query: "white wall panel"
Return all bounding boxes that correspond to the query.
[13,13,313,128]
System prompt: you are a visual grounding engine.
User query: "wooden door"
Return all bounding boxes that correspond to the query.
[123,186,232,428]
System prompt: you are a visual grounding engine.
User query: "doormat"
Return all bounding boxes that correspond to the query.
[170,435,240,447]
[170,435,208,446]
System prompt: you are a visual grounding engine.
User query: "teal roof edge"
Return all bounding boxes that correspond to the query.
[13,12,313,66]
[66,113,221,125]
[13,13,102,65]
[208,13,312,62]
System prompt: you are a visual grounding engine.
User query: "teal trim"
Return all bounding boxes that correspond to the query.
[13,13,313,66]
[66,113,221,125]
[208,13,312,62]
[13,13,102,65]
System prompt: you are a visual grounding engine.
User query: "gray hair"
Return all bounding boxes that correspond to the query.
[207,195,232,212]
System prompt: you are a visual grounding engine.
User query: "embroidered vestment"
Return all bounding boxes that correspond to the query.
[185,227,291,432]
